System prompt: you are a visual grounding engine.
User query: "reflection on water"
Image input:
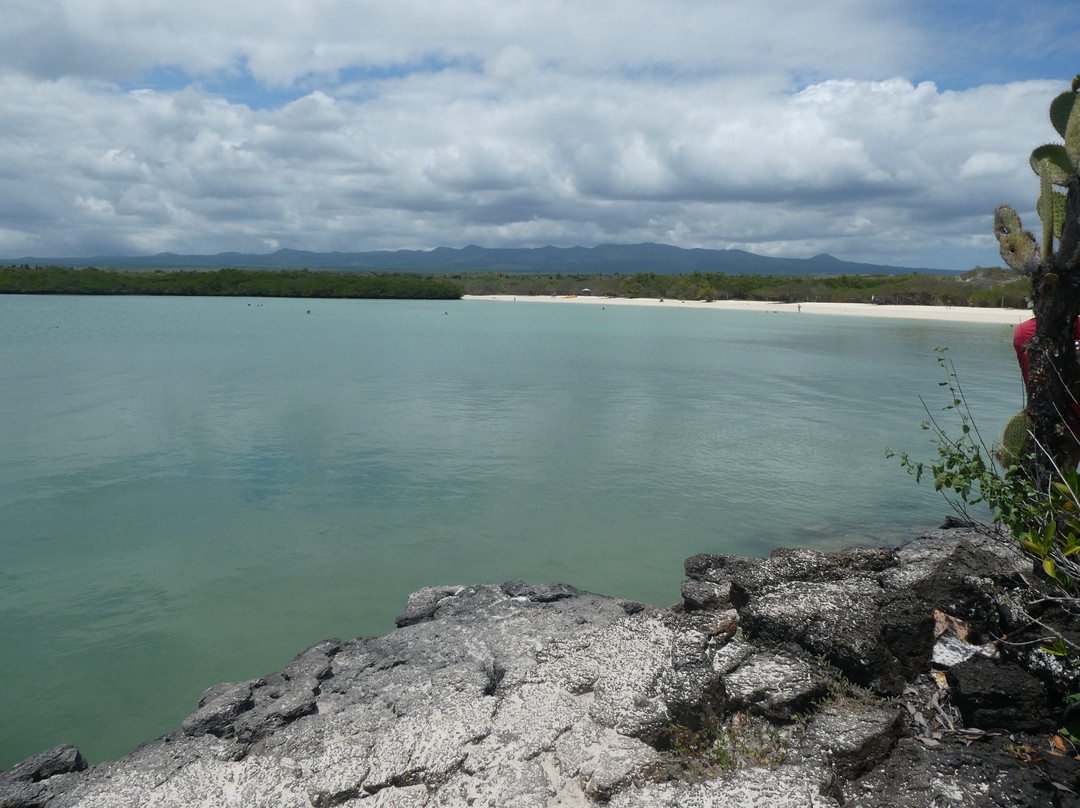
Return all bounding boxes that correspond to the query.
[0,294,1024,766]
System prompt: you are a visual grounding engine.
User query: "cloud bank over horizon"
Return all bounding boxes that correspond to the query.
[2,0,1078,269]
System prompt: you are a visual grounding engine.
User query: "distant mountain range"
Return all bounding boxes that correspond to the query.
[3,243,956,276]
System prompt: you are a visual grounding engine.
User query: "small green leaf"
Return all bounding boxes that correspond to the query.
[1043,637,1070,657]
[1021,538,1044,556]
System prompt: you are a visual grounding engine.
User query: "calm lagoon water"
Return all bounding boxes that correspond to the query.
[0,294,1026,767]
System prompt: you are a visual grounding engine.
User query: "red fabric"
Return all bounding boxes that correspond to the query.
[1014,318,1080,424]
[1013,318,1037,382]
[1014,319,1080,382]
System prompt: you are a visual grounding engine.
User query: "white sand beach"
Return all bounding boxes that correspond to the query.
[463,294,1033,325]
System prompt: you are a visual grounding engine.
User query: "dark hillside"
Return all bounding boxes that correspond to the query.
[2,243,955,277]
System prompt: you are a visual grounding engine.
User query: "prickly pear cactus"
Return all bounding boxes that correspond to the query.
[1049,75,1080,168]
[1002,74,1080,480]
[1031,145,1073,258]
[1023,77,1080,259]
[994,205,1040,272]
[996,411,1031,466]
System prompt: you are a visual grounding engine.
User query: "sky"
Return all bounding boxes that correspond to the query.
[1,1,1078,269]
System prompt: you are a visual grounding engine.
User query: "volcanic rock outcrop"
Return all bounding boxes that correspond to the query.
[3,526,1079,807]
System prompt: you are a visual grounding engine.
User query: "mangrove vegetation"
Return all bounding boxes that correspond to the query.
[0,263,1030,308]
[0,266,464,300]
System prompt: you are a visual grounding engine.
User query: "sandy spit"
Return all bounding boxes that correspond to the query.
[462,295,1032,326]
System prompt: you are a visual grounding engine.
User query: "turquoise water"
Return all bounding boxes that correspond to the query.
[0,295,1025,767]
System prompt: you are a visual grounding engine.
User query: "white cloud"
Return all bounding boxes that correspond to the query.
[2,0,919,85]
[0,0,1074,268]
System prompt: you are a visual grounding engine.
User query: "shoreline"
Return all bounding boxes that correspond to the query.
[462,294,1032,325]
[4,529,1065,807]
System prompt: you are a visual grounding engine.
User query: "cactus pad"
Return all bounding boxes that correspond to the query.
[1050,90,1078,140]
[1030,144,1074,187]
[993,205,1040,273]
[1049,77,1080,168]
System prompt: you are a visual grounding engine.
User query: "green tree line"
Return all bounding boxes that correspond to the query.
[0,266,464,300]
[0,264,1030,307]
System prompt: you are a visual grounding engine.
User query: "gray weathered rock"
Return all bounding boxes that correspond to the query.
[0,746,87,808]
[723,650,828,722]
[4,526,1078,808]
[609,764,841,808]
[800,703,904,780]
